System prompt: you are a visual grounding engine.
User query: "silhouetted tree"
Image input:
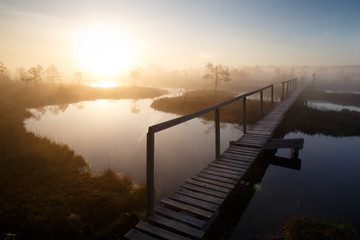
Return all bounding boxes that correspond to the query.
[45,64,61,84]
[28,65,43,85]
[130,70,140,86]
[0,62,10,81]
[203,62,231,96]
[17,67,32,87]
[74,71,82,84]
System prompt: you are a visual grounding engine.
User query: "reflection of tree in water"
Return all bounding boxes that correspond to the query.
[48,104,69,116]
[201,119,229,135]
[32,104,70,120]
[32,107,47,121]
[131,99,141,114]
[74,102,84,110]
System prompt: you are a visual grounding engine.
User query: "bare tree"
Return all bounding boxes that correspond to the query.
[74,71,82,84]
[130,70,140,86]
[28,65,43,85]
[0,62,10,81]
[17,67,32,87]
[45,64,61,84]
[203,62,231,96]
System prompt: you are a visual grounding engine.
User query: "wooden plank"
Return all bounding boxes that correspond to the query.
[206,166,245,176]
[209,162,247,172]
[213,160,250,169]
[197,172,238,184]
[222,152,256,159]
[191,176,235,189]
[136,221,191,240]
[155,205,206,229]
[148,215,205,239]
[177,188,224,205]
[226,146,260,155]
[221,153,256,162]
[124,228,159,240]
[185,178,231,194]
[182,182,227,198]
[169,193,219,212]
[161,198,213,219]
[201,168,242,180]
[225,148,259,157]
[217,156,254,164]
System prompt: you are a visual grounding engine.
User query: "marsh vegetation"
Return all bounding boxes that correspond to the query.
[0,81,165,239]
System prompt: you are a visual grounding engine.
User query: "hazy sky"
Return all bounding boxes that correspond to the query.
[1,0,359,74]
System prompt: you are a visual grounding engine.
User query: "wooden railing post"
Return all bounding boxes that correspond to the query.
[243,97,247,134]
[215,109,220,158]
[286,82,289,97]
[260,90,264,118]
[271,84,274,108]
[146,131,155,217]
[281,82,285,101]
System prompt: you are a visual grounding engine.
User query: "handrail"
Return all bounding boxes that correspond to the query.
[281,78,297,100]
[146,84,275,217]
[149,84,273,134]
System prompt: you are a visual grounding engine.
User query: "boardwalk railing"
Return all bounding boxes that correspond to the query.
[146,84,274,217]
[281,78,297,100]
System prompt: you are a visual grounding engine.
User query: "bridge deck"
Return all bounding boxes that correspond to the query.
[124,86,305,240]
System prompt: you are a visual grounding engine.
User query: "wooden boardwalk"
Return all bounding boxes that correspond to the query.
[124,83,306,240]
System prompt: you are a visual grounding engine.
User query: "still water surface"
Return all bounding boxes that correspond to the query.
[232,132,360,238]
[25,98,241,198]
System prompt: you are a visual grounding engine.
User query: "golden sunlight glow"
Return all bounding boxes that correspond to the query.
[75,25,136,75]
[90,80,119,88]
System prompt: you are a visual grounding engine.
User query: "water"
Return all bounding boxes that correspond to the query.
[24,98,241,198]
[231,132,360,238]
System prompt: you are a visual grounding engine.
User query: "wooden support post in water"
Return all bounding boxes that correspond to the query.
[260,90,264,118]
[146,131,155,217]
[243,97,247,134]
[215,109,220,158]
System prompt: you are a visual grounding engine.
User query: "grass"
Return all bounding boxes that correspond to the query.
[260,216,359,240]
[276,86,360,137]
[0,80,166,239]
[282,216,359,240]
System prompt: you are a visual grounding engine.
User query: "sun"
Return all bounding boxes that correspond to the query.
[74,25,136,75]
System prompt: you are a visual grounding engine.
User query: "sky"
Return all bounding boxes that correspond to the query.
[1,0,360,76]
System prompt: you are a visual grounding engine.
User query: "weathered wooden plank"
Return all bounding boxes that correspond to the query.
[148,215,205,239]
[222,151,256,159]
[217,156,253,165]
[226,146,260,155]
[124,228,159,240]
[177,188,224,205]
[209,162,247,172]
[197,172,239,184]
[202,168,242,180]
[224,150,258,158]
[213,159,250,169]
[206,165,244,176]
[155,205,206,229]
[182,182,227,198]
[185,178,231,193]
[169,193,219,212]
[221,153,256,162]
[191,176,235,189]
[161,198,213,219]
[136,221,191,240]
